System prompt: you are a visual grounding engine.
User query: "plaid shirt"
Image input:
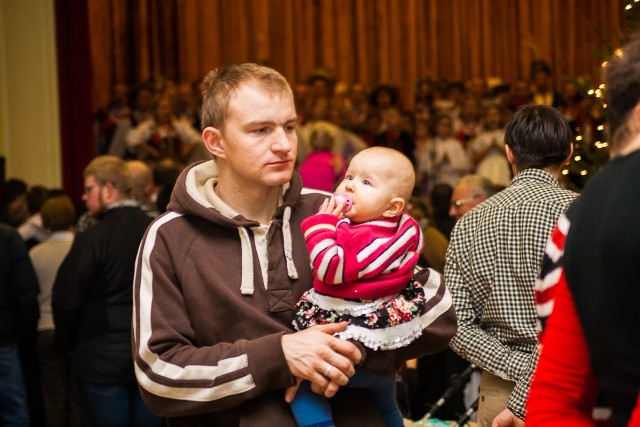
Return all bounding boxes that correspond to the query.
[444,168,577,419]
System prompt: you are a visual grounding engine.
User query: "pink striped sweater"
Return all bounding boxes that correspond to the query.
[301,213,423,300]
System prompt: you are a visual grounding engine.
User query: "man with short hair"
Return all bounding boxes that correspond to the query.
[449,174,497,220]
[52,156,160,427]
[132,63,456,426]
[444,105,577,426]
[126,159,160,217]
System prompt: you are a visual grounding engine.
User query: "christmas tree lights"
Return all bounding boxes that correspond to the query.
[561,1,636,191]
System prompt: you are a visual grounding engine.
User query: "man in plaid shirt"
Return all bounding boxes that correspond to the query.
[444,104,577,427]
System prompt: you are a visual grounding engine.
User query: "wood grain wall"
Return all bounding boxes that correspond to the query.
[87,0,627,110]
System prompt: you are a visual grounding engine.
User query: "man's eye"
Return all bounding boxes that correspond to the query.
[285,124,296,133]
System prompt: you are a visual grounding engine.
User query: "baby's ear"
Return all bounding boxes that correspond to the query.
[383,197,405,217]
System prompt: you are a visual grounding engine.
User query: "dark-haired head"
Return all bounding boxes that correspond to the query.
[26,185,50,214]
[504,104,572,172]
[603,35,640,153]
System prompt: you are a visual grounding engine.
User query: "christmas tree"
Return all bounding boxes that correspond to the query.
[562,0,639,191]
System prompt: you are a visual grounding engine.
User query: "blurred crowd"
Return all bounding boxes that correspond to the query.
[0,58,615,426]
[91,59,606,208]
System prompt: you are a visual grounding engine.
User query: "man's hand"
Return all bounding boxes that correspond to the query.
[282,322,361,400]
[492,408,525,427]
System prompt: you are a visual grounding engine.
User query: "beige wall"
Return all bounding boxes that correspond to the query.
[0,0,61,188]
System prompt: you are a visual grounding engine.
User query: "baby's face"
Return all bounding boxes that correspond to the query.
[334,149,407,223]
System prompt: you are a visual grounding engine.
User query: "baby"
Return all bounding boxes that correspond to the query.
[290,146,426,427]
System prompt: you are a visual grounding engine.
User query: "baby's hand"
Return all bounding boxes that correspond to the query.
[317,195,347,217]
[284,378,302,403]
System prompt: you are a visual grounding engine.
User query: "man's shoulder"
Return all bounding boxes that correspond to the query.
[450,184,576,236]
[107,205,153,226]
[296,189,328,215]
[497,177,576,206]
[521,185,577,210]
[84,206,151,237]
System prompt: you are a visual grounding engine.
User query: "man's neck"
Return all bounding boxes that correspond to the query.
[612,134,640,158]
[214,181,281,224]
[104,198,137,211]
[542,166,562,179]
[512,165,561,180]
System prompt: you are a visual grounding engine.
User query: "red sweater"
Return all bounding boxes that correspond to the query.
[528,276,601,425]
[301,213,422,300]
[528,220,640,427]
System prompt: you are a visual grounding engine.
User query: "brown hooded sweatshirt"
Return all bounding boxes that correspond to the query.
[132,160,457,426]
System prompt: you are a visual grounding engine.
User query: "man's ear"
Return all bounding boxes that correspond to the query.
[630,103,640,133]
[504,144,515,165]
[383,197,406,218]
[102,181,117,203]
[562,143,574,167]
[504,144,519,175]
[202,126,224,158]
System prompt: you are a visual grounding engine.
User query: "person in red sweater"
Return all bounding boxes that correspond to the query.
[527,36,640,427]
[290,147,454,427]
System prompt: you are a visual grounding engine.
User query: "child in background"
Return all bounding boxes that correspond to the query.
[468,104,511,187]
[454,96,483,147]
[289,146,434,427]
[415,113,471,190]
[298,127,346,192]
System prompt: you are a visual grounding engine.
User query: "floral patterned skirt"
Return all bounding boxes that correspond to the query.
[292,279,428,351]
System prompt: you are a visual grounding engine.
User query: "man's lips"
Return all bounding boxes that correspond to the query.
[266,159,292,167]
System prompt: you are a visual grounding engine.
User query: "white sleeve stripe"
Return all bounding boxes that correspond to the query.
[316,246,343,282]
[536,300,555,318]
[135,364,255,401]
[557,214,570,234]
[535,267,562,292]
[357,236,391,261]
[330,246,345,283]
[359,226,418,276]
[303,223,335,239]
[134,212,253,399]
[544,239,564,263]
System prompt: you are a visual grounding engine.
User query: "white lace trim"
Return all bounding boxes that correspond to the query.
[335,316,425,351]
[305,289,395,316]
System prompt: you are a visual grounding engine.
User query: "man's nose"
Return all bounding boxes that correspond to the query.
[272,127,293,152]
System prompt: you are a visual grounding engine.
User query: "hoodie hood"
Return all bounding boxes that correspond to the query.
[167,160,301,294]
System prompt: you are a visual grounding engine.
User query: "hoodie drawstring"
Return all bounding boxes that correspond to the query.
[282,206,299,281]
[238,227,255,295]
[238,205,298,295]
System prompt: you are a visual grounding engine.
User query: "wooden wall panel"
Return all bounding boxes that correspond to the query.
[88,0,627,111]
[280,0,295,79]
[176,0,199,83]
[251,0,270,65]
[87,0,110,108]
[198,0,218,76]
[426,1,438,78]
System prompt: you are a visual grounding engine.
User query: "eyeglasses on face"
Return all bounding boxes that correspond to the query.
[83,184,103,194]
[451,195,480,208]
